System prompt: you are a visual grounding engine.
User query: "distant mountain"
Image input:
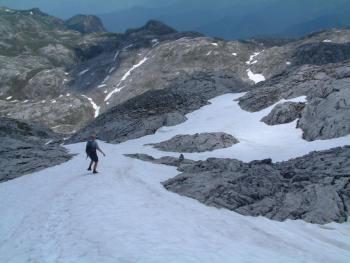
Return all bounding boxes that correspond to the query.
[65,15,106,34]
[99,0,350,39]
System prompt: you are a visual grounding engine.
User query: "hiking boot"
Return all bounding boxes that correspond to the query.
[93,170,98,174]
[87,167,92,171]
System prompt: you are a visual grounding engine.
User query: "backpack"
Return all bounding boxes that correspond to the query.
[86,140,96,155]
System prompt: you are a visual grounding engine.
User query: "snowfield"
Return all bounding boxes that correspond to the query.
[0,93,349,263]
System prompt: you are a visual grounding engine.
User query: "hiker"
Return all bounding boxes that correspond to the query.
[86,133,106,174]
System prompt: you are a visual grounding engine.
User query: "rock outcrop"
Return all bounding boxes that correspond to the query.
[0,118,72,182]
[261,102,305,125]
[160,146,350,224]
[148,133,239,153]
[239,61,350,140]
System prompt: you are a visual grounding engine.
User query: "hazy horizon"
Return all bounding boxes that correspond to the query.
[1,0,349,39]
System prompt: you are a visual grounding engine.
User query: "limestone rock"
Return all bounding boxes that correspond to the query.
[0,117,72,182]
[261,102,305,125]
[148,133,239,153]
[162,146,350,224]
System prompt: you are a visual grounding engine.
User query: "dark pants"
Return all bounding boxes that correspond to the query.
[88,151,98,162]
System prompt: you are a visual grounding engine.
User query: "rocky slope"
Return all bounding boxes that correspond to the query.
[0,8,200,134]
[239,61,350,141]
[0,117,72,182]
[129,146,350,224]
[72,28,350,142]
[2,7,350,137]
[68,71,249,143]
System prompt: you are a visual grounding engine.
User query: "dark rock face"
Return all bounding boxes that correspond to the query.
[68,71,249,143]
[65,15,106,34]
[125,20,177,37]
[162,146,350,224]
[292,42,350,66]
[239,61,350,140]
[261,102,305,125]
[0,118,72,182]
[148,133,239,153]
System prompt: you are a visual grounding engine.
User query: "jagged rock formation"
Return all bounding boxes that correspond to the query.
[148,133,239,153]
[158,146,350,224]
[64,15,106,34]
[239,61,350,140]
[261,102,305,125]
[0,118,72,182]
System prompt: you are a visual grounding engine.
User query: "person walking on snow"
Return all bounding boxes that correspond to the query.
[86,133,106,174]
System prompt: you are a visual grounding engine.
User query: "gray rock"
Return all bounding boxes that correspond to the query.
[261,102,305,125]
[162,146,350,224]
[125,153,195,168]
[0,117,72,182]
[148,133,239,153]
[239,61,350,140]
[68,71,249,144]
[298,88,350,140]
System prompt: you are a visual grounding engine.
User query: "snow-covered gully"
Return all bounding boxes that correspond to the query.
[0,94,349,263]
[105,57,149,102]
[246,51,266,84]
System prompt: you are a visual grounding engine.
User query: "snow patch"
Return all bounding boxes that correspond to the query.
[105,57,148,101]
[247,69,265,84]
[246,51,263,65]
[98,84,107,89]
[114,51,120,61]
[45,140,53,145]
[6,96,12,100]
[323,39,332,43]
[206,51,212,56]
[211,43,218,46]
[151,39,159,47]
[82,95,100,118]
[286,61,291,65]
[0,93,349,263]
[232,53,237,56]
[79,69,90,76]
[109,67,116,74]
[102,75,110,84]
[122,44,133,51]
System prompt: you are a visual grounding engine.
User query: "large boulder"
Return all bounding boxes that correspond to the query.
[162,146,350,224]
[148,132,239,153]
[261,101,305,125]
